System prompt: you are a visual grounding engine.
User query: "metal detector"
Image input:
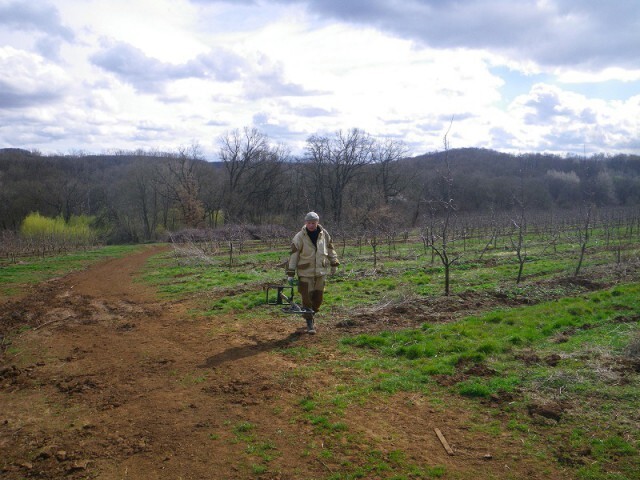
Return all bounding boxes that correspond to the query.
[265,283,315,316]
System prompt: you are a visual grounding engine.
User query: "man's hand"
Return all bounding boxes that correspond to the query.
[287,276,295,285]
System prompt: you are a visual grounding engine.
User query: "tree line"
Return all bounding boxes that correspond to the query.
[1,127,640,244]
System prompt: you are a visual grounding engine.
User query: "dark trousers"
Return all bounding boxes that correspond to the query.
[298,276,325,321]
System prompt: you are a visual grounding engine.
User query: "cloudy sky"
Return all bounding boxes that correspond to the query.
[1,0,639,159]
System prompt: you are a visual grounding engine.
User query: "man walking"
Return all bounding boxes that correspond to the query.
[287,212,340,334]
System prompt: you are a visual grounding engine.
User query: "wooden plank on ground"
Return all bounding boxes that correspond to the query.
[434,428,454,455]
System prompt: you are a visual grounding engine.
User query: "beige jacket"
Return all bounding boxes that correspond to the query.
[287,225,340,278]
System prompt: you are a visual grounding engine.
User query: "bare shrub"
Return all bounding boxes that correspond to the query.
[169,225,264,267]
[0,230,20,262]
[245,224,290,249]
[168,229,218,266]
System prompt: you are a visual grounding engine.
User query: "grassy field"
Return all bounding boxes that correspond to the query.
[2,229,639,479]
[142,228,640,314]
[140,231,639,479]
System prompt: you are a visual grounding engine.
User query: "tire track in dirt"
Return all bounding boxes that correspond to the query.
[1,246,564,479]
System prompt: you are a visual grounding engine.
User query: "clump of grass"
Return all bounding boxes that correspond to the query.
[306,414,348,433]
[457,375,520,398]
[233,421,256,442]
[591,435,637,458]
[234,421,255,434]
[299,397,316,412]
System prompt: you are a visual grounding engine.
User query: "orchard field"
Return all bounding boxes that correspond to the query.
[1,220,639,479]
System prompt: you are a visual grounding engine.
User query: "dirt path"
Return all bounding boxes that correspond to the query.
[1,247,562,479]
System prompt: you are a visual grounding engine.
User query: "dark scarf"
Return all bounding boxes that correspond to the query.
[306,225,321,247]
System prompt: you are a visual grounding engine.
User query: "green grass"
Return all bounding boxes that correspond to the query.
[336,282,640,479]
[233,421,255,435]
[228,420,281,476]
[140,229,640,316]
[142,250,286,315]
[457,375,521,398]
[344,283,639,360]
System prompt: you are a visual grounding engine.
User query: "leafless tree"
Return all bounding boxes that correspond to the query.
[306,129,375,224]
[572,160,598,277]
[168,229,217,267]
[362,205,396,270]
[219,127,268,192]
[41,162,88,222]
[242,143,290,224]
[478,207,501,261]
[330,223,350,260]
[154,145,206,228]
[217,127,288,223]
[373,138,407,204]
[122,155,162,241]
[573,202,594,277]
[218,127,269,221]
[198,164,225,228]
[509,159,529,284]
[217,224,250,267]
[424,120,461,296]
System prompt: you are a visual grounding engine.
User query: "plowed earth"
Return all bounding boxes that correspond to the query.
[1,246,576,479]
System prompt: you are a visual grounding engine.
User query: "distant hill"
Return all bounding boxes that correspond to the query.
[2,146,639,239]
[404,147,640,177]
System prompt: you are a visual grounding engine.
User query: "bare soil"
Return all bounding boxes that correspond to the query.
[1,246,584,479]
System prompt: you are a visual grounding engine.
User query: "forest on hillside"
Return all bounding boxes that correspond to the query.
[2,128,640,244]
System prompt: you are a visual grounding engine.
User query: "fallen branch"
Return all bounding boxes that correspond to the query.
[33,318,63,331]
[316,457,334,473]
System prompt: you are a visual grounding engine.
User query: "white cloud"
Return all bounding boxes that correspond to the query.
[0,46,70,107]
[88,40,249,93]
[503,84,640,153]
[0,0,639,157]
[55,0,206,62]
[0,0,74,40]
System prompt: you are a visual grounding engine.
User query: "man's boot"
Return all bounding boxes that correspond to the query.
[306,317,316,335]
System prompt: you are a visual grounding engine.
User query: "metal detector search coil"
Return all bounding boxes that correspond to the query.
[265,285,315,316]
